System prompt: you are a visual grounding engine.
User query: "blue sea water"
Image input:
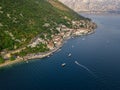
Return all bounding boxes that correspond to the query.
[0,14,120,90]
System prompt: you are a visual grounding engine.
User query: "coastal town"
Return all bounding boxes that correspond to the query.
[0,19,96,68]
[1,1,120,90]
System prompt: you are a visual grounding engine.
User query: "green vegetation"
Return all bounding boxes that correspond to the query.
[0,56,4,64]
[18,43,49,57]
[10,56,16,61]
[0,0,89,52]
[0,0,91,62]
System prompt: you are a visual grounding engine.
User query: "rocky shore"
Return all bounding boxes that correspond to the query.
[0,20,97,68]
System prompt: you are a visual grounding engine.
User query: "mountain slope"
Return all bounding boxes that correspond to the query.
[0,0,96,64]
[59,0,120,13]
[0,0,87,51]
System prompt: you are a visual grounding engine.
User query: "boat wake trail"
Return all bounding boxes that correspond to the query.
[75,61,97,77]
[74,61,110,89]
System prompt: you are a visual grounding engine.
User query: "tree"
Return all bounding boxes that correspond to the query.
[10,56,16,61]
[0,56,5,64]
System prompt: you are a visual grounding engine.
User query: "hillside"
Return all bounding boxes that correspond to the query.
[0,0,96,65]
[0,0,84,51]
[59,0,120,14]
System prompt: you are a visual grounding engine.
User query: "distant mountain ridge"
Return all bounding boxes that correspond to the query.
[59,0,120,13]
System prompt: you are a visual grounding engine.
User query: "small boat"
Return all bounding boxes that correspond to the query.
[47,55,50,57]
[57,49,61,52]
[72,37,74,39]
[75,61,79,64]
[82,38,85,41]
[72,45,74,48]
[61,63,66,67]
[26,61,29,63]
[68,53,71,57]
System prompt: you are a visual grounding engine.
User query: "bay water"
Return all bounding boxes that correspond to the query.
[0,14,120,90]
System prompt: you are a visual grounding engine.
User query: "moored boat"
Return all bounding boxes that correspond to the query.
[61,63,66,67]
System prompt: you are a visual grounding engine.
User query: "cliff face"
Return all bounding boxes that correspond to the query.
[59,0,120,13]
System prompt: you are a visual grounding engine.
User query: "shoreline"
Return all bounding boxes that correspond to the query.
[0,26,96,68]
[0,44,62,68]
[0,29,95,68]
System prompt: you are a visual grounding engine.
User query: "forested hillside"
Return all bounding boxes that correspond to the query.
[0,0,92,64]
[0,0,87,51]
